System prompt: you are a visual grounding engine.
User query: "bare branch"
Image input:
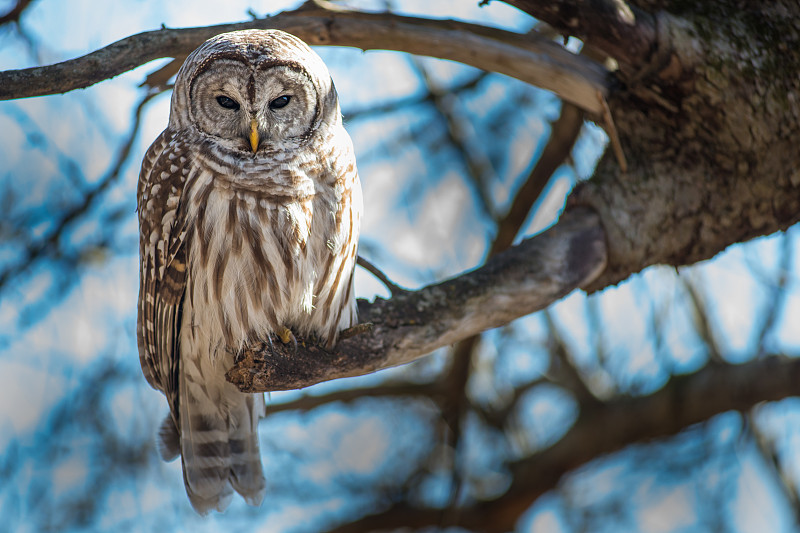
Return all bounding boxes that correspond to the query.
[265,381,443,415]
[356,255,405,296]
[681,274,724,364]
[328,354,800,532]
[0,90,160,290]
[503,0,660,70]
[753,232,793,355]
[0,3,610,113]
[489,101,583,255]
[747,412,800,519]
[344,72,488,121]
[544,310,601,405]
[226,207,607,392]
[439,335,478,526]
[499,355,800,527]
[435,97,585,524]
[411,57,500,222]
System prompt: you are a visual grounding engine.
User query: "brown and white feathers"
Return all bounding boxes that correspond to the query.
[136,29,361,513]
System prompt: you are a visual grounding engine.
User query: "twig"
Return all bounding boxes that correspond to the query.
[0,90,161,290]
[356,255,405,296]
[489,101,584,255]
[682,274,724,364]
[411,57,499,222]
[265,380,444,415]
[344,72,487,121]
[747,411,800,519]
[598,90,627,173]
[752,231,793,356]
[544,310,601,405]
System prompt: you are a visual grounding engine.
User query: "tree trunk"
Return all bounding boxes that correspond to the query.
[554,1,800,290]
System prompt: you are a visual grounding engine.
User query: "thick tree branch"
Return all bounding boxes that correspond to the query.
[568,4,800,291]
[503,0,660,71]
[323,8,800,528]
[226,207,607,393]
[327,354,800,532]
[0,2,609,113]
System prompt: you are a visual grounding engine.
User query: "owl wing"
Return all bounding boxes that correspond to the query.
[136,130,192,420]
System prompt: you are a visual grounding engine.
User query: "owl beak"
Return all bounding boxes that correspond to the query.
[249,118,259,153]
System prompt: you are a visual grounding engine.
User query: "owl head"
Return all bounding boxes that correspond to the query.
[169,29,340,153]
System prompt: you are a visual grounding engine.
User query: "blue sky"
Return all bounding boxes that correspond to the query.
[1,1,799,532]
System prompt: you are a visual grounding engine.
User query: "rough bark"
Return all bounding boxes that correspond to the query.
[516,0,800,291]
[504,0,658,69]
[319,1,800,528]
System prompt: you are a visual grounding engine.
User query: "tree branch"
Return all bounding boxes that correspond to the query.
[265,381,443,415]
[502,0,660,70]
[326,354,800,532]
[226,206,607,393]
[0,90,159,290]
[0,2,610,114]
[566,4,800,292]
[489,101,583,255]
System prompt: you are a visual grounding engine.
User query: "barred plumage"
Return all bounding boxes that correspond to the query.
[136,30,361,514]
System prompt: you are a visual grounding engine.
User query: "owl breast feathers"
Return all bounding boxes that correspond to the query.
[136,29,361,514]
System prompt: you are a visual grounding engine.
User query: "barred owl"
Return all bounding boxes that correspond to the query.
[136,29,361,513]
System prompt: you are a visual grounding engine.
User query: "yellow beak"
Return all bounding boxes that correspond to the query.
[249,118,259,153]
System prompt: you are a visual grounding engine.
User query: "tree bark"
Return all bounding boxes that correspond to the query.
[5,1,799,502]
[528,0,800,290]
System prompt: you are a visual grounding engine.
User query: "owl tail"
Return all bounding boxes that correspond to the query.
[160,362,266,514]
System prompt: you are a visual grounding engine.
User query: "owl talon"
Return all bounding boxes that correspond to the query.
[277,327,298,355]
[277,326,293,344]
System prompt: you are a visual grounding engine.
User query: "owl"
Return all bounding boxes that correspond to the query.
[136,29,361,513]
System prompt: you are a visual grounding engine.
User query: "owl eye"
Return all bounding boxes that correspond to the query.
[269,95,291,110]
[216,95,240,110]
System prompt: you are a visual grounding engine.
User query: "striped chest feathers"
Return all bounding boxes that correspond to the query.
[183,171,337,346]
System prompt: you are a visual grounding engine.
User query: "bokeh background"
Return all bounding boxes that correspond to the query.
[2,1,800,532]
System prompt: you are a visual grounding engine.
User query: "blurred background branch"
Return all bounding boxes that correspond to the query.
[0,0,37,26]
